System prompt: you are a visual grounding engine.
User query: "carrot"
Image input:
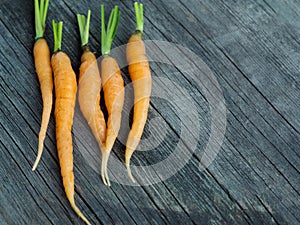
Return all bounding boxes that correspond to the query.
[51,20,91,225]
[125,2,152,182]
[100,5,124,186]
[32,0,53,171]
[77,10,107,185]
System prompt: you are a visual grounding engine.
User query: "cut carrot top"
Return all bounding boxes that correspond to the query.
[101,5,120,55]
[134,2,144,33]
[35,0,50,39]
[77,10,91,47]
[52,20,63,53]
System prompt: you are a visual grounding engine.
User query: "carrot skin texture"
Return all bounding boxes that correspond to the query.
[78,50,106,149]
[32,38,53,171]
[102,55,124,150]
[78,50,108,185]
[101,55,124,185]
[51,51,91,225]
[125,32,152,181]
[52,51,77,196]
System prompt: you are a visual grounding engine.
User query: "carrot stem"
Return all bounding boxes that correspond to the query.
[101,5,120,55]
[35,0,50,39]
[40,0,44,20]
[42,0,50,27]
[77,10,91,47]
[134,2,143,33]
[52,20,63,52]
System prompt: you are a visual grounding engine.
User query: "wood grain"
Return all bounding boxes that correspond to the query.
[0,0,299,224]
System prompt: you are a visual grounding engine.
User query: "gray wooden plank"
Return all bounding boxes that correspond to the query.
[0,0,299,224]
[173,0,297,185]
[213,0,300,129]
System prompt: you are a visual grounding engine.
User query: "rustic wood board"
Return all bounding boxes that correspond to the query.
[0,0,299,224]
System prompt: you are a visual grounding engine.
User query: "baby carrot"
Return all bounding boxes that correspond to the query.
[101,5,124,186]
[125,2,152,182]
[77,10,107,185]
[52,20,91,225]
[32,0,53,171]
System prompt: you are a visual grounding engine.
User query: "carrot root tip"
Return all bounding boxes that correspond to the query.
[32,140,44,171]
[70,200,92,225]
[126,162,136,183]
[32,162,38,171]
[105,168,111,187]
[102,149,111,186]
[32,157,40,171]
[101,160,108,186]
[104,157,111,187]
[125,149,136,183]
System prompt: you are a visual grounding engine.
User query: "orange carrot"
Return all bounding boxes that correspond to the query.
[52,20,91,225]
[32,0,53,171]
[77,10,107,185]
[125,2,152,182]
[100,5,124,186]
[101,55,124,186]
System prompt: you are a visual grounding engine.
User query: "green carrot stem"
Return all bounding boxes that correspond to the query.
[77,10,91,47]
[35,0,50,39]
[40,0,44,20]
[42,0,50,26]
[52,20,63,52]
[101,5,120,55]
[134,2,143,33]
[101,5,106,53]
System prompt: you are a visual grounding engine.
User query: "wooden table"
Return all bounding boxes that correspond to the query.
[1,0,299,224]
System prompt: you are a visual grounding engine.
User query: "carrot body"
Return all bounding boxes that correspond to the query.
[78,49,108,185]
[101,55,124,185]
[52,51,90,225]
[99,5,122,186]
[32,38,53,170]
[125,31,152,182]
[78,50,106,148]
[52,51,77,202]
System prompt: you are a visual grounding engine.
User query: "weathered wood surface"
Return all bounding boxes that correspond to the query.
[0,0,299,224]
